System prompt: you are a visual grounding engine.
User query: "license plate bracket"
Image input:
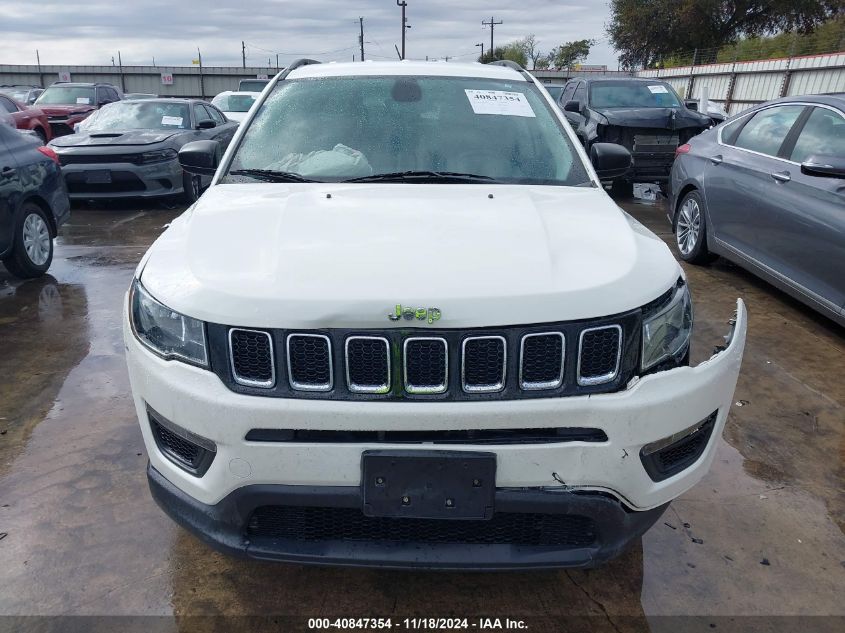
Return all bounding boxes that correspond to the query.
[85,170,112,184]
[362,450,496,520]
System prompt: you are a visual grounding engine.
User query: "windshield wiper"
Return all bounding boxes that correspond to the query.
[344,170,499,184]
[229,169,319,183]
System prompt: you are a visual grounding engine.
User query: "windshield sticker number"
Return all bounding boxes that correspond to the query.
[161,116,183,126]
[647,85,669,94]
[465,90,536,117]
[76,97,91,104]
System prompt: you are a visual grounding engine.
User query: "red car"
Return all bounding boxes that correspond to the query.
[33,83,122,137]
[0,93,51,143]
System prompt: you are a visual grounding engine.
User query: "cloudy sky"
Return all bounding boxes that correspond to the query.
[0,0,619,69]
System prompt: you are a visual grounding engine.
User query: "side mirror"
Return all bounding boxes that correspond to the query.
[684,100,699,111]
[590,142,632,180]
[196,119,216,130]
[564,100,582,114]
[800,154,845,179]
[178,140,221,176]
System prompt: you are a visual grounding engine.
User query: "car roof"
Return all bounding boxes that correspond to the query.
[49,82,117,88]
[287,60,527,81]
[214,91,262,97]
[119,98,197,105]
[579,77,667,84]
[762,93,845,109]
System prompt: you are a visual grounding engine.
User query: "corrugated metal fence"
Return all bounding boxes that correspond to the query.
[0,65,278,99]
[637,52,845,114]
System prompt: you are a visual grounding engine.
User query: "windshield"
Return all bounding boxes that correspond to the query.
[223,76,589,185]
[239,80,269,92]
[80,101,191,131]
[212,93,257,113]
[589,81,681,109]
[36,86,96,106]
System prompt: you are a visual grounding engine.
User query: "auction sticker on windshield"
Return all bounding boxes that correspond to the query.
[161,116,183,126]
[464,90,535,117]
[647,85,669,94]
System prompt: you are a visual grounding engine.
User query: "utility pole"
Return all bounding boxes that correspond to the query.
[242,41,246,68]
[476,42,484,61]
[118,50,125,93]
[359,17,365,61]
[276,53,279,71]
[198,47,204,99]
[36,49,43,88]
[482,16,502,57]
[396,1,409,59]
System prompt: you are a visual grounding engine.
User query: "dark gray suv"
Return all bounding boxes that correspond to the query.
[670,94,845,326]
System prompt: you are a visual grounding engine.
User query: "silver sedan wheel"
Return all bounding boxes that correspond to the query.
[22,213,51,266]
[676,197,701,256]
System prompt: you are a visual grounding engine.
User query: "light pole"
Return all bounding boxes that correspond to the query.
[476,42,484,61]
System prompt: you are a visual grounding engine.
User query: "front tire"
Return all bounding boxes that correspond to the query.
[674,190,716,264]
[181,171,202,204]
[2,203,54,278]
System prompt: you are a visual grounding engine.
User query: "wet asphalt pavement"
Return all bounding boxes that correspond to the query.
[0,193,843,632]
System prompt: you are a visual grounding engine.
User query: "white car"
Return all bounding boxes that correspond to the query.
[124,59,746,569]
[210,90,261,123]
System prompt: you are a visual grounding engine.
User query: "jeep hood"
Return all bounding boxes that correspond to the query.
[139,183,680,328]
[595,107,711,130]
[51,130,178,147]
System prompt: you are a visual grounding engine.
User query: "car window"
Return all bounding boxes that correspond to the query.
[225,75,590,186]
[790,107,845,163]
[79,101,191,131]
[207,105,226,125]
[588,81,681,109]
[36,86,96,105]
[106,87,119,102]
[193,104,209,125]
[0,96,18,113]
[574,82,587,104]
[733,105,805,157]
[561,82,576,104]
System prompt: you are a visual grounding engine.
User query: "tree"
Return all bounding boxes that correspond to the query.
[548,39,594,69]
[535,57,551,70]
[607,0,841,68]
[478,40,529,67]
[522,34,543,69]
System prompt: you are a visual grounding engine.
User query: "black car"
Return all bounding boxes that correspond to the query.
[0,85,44,106]
[0,125,70,278]
[560,77,712,192]
[49,99,238,202]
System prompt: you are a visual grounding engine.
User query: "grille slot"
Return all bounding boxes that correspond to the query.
[462,336,506,393]
[229,328,274,387]
[578,325,622,386]
[147,407,215,477]
[640,412,717,482]
[345,336,391,394]
[247,506,597,547]
[287,334,333,391]
[520,332,565,390]
[404,337,448,394]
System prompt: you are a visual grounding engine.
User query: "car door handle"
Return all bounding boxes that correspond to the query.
[0,166,15,178]
[771,171,791,183]
[709,155,723,165]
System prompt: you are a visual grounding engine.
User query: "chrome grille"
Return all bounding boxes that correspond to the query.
[578,325,622,386]
[520,332,564,390]
[462,336,506,393]
[404,337,448,394]
[345,336,391,394]
[229,329,274,387]
[287,334,333,391]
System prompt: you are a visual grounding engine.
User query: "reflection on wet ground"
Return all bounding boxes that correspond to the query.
[0,196,842,628]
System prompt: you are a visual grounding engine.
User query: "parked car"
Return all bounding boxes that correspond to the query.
[49,98,238,202]
[34,82,123,137]
[125,59,746,569]
[0,85,44,106]
[0,93,52,143]
[210,91,260,122]
[124,93,159,100]
[0,123,70,278]
[670,94,845,327]
[684,98,729,126]
[560,77,712,193]
[238,78,270,92]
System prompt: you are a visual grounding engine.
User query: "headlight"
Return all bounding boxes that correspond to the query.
[139,148,178,164]
[130,279,208,366]
[641,282,693,371]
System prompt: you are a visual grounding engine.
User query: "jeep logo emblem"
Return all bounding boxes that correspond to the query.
[388,304,441,324]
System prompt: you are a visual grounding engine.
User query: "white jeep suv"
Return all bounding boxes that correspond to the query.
[124,60,746,569]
